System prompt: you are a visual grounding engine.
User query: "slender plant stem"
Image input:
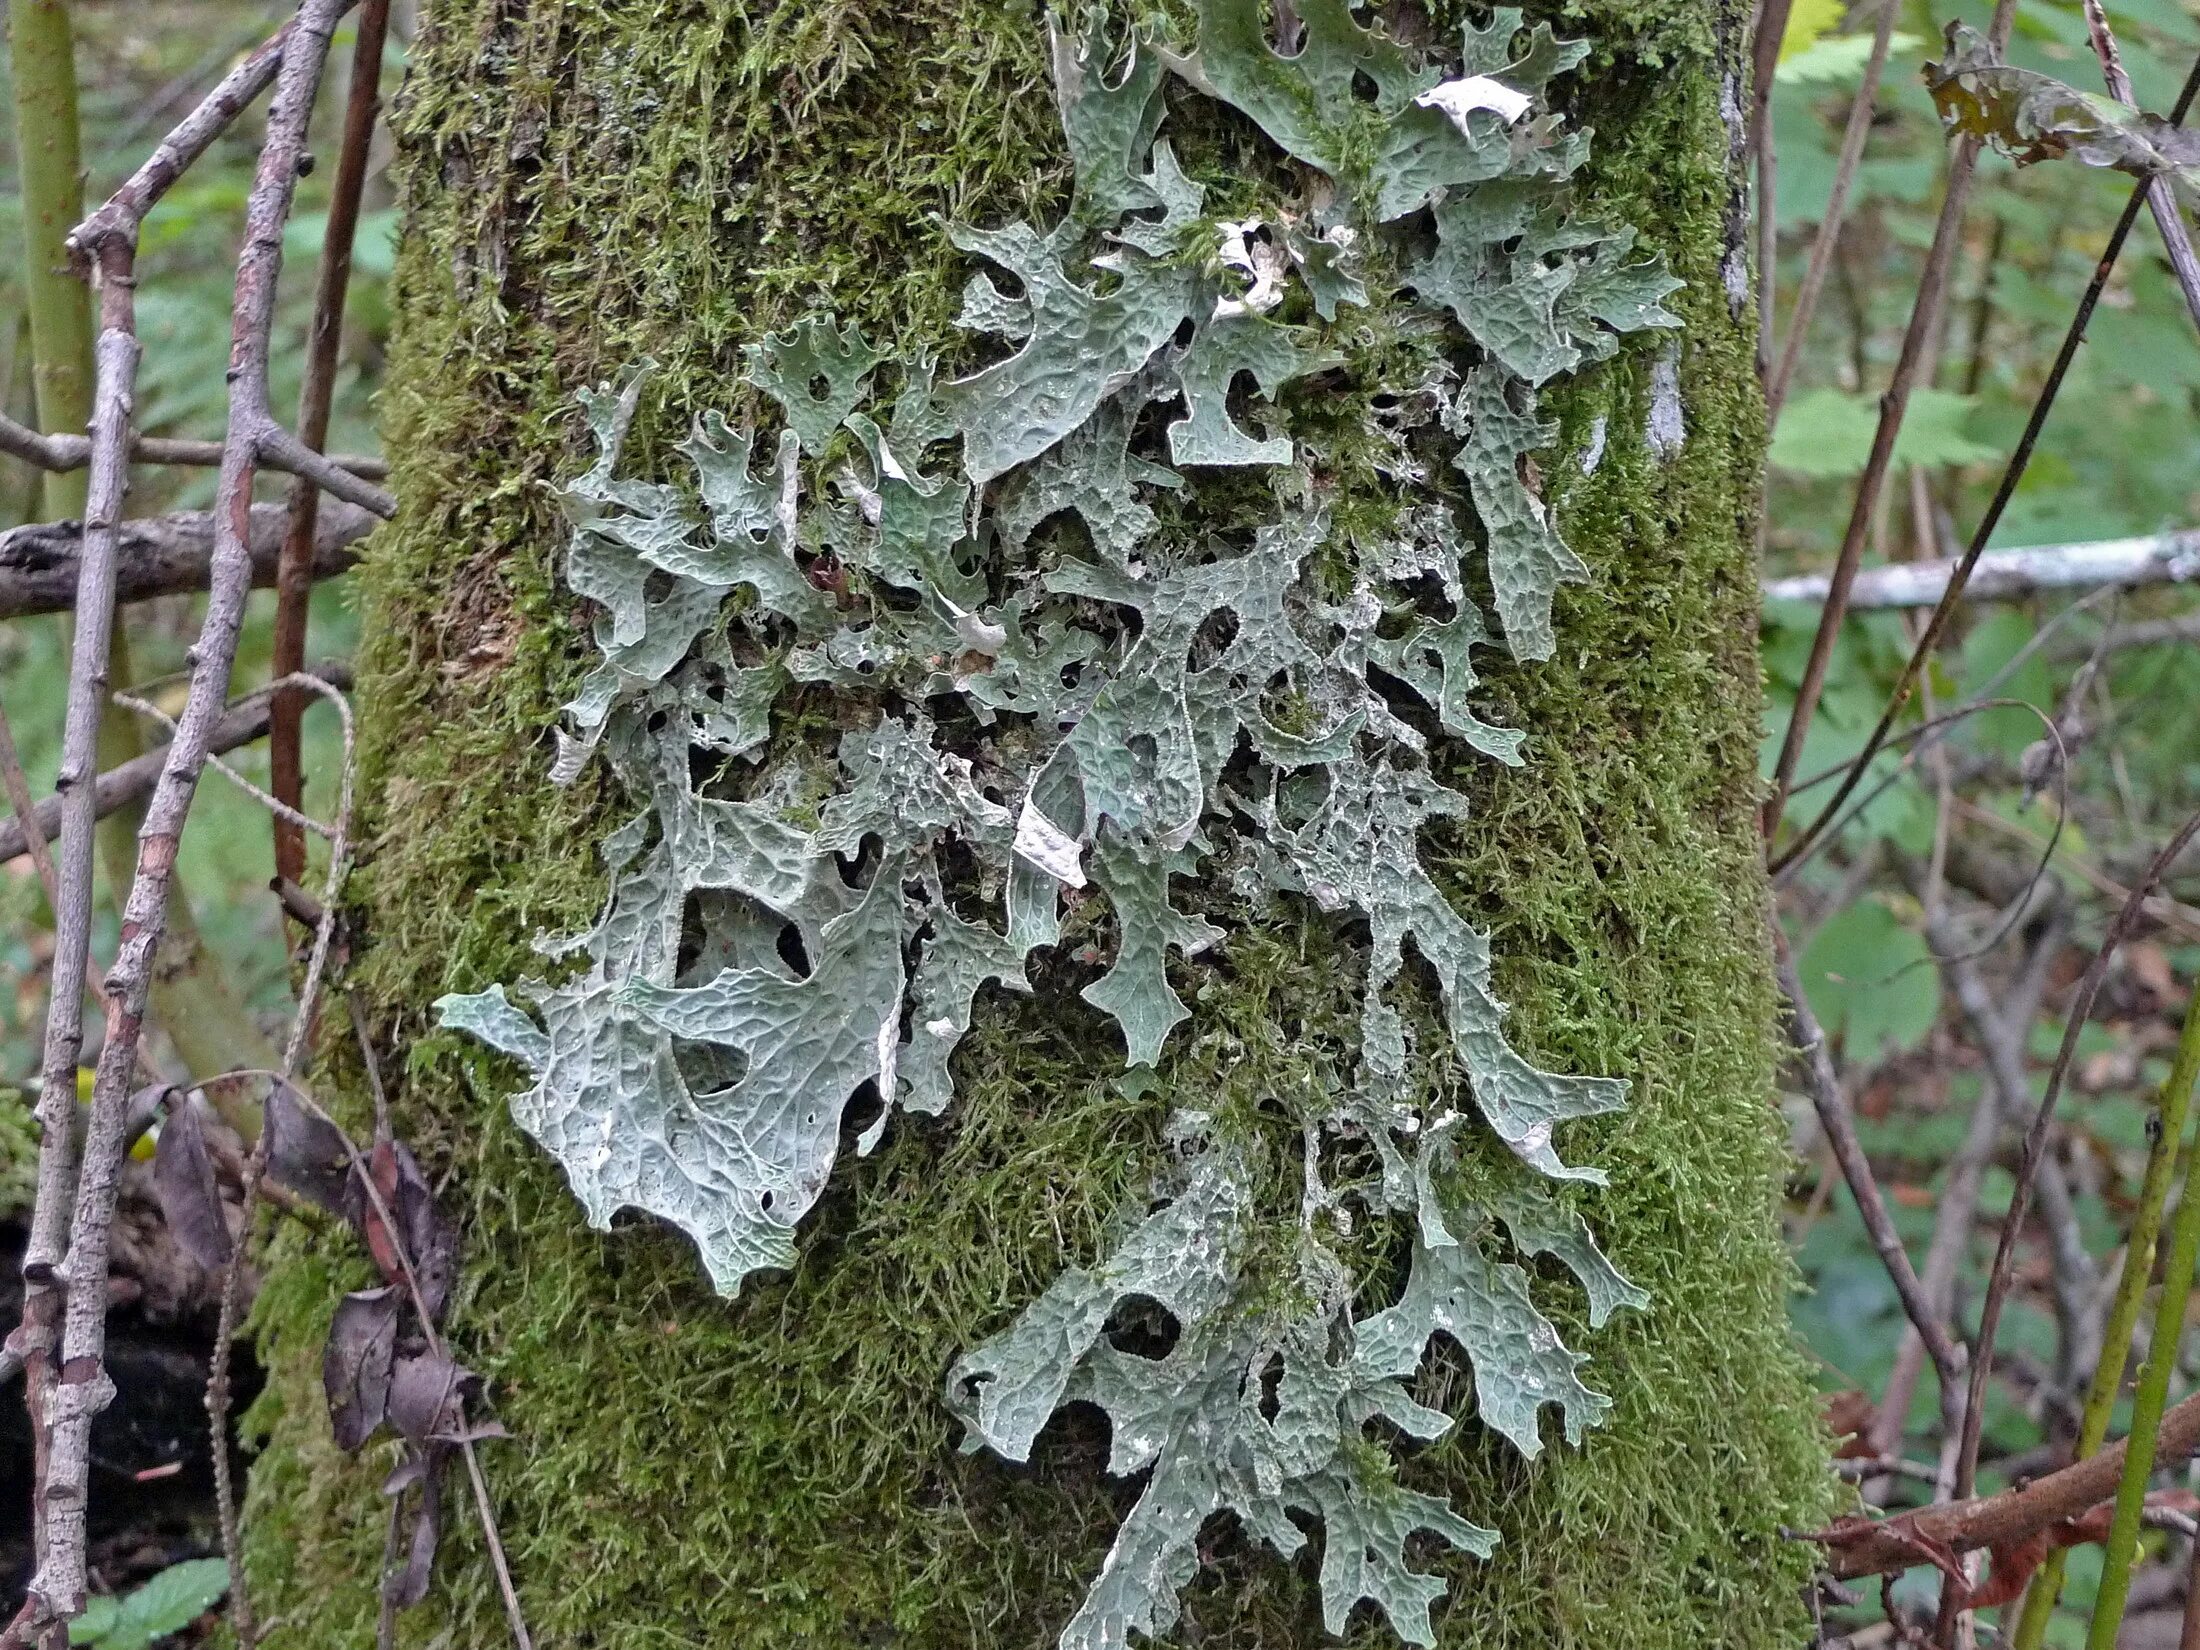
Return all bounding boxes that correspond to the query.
[2013,974,2200,1648]
[1769,48,2200,878]
[1764,0,1899,421]
[271,0,389,888]
[2083,978,2200,1648]
[205,675,355,1648]
[0,410,387,482]
[7,0,91,523]
[2080,0,2200,331]
[1760,0,2017,841]
[1777,939,1969,1405]
[1946,808,2200,1524]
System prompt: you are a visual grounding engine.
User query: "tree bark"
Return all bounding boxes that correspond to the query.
[242,1,1831,1645]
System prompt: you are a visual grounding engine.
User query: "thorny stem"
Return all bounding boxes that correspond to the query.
[2012,974,2200,1648]
[271,0,388,889]
[1759,0,2017,842]
[1763,0,1899,421]
[0,5,360,1639]
[1769,49,2200,879]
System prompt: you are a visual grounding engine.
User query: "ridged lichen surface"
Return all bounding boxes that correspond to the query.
[238,0,1833,1645]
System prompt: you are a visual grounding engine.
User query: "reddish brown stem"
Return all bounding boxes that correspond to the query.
[1768,49,2200,880]
[271,0,388,888]
[1760,0,2016,842]
[1823,1386,2200,1581]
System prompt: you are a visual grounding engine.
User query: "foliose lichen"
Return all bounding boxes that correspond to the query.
[435,3,1681,1642]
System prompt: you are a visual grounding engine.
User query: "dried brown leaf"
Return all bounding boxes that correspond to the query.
[323,1286,400,1451]
[151,1093,231,1269]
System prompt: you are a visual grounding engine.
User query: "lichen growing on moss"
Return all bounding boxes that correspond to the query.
[239,0,1832,1645]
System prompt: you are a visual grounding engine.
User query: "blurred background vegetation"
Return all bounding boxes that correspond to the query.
[0,0,2198,1642]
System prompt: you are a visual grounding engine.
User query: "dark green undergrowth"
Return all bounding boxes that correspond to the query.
[240,0,1832,1643]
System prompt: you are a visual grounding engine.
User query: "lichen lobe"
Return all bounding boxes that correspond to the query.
[437,3,1681,1642]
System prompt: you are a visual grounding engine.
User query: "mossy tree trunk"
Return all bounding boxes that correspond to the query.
[242,0,1832,1644]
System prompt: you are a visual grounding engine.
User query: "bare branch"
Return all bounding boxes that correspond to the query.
[255,425,395,518]
[272,0,389,889]
[2081,0,2200,334]
[4,4,360,1637]
[1769,50,2200,877]
[1821,1387,2200,1581]
[0,412,386,485]
[0,665,350,869]
[1761,0,2021,840]
[0,498,371,619]
[66,26,291,262]
[1776,941,1970,1409]
[1764,529,2200,610]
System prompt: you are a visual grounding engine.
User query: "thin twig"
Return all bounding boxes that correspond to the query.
[1765,0,1901,421]
[1776,938,1970,1412]
[2080,0,2200,334]
[0,413,387,485]
[1872,898,2067,1474]
[205,675,356,1649]
[112,690,337,840]
[271,0,388,890]
[1760,0,2020,841]
[0,664,352,868]
[1,6,359,1640]
[1769,49,2200,878]
[1948,808,2200,1517]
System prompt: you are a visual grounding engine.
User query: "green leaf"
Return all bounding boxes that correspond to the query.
[1776,0,1845,64]
[1777,30,1922,85]
[1769,386,1999,478]
[1795,897,1943,1062]
[70,1558,229,1650]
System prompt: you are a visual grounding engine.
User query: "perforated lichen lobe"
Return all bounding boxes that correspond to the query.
[437,5,1680,1642]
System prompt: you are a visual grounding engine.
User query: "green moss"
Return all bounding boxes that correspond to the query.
[241,0,1831,1644]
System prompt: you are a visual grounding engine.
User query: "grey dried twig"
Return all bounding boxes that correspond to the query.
[0,498,372,619]
[1776,940,1970,1421]
[0,6,359,1641]
[0,664,352,868]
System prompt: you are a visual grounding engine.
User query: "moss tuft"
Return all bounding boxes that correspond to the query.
[241,0,1831,1644]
